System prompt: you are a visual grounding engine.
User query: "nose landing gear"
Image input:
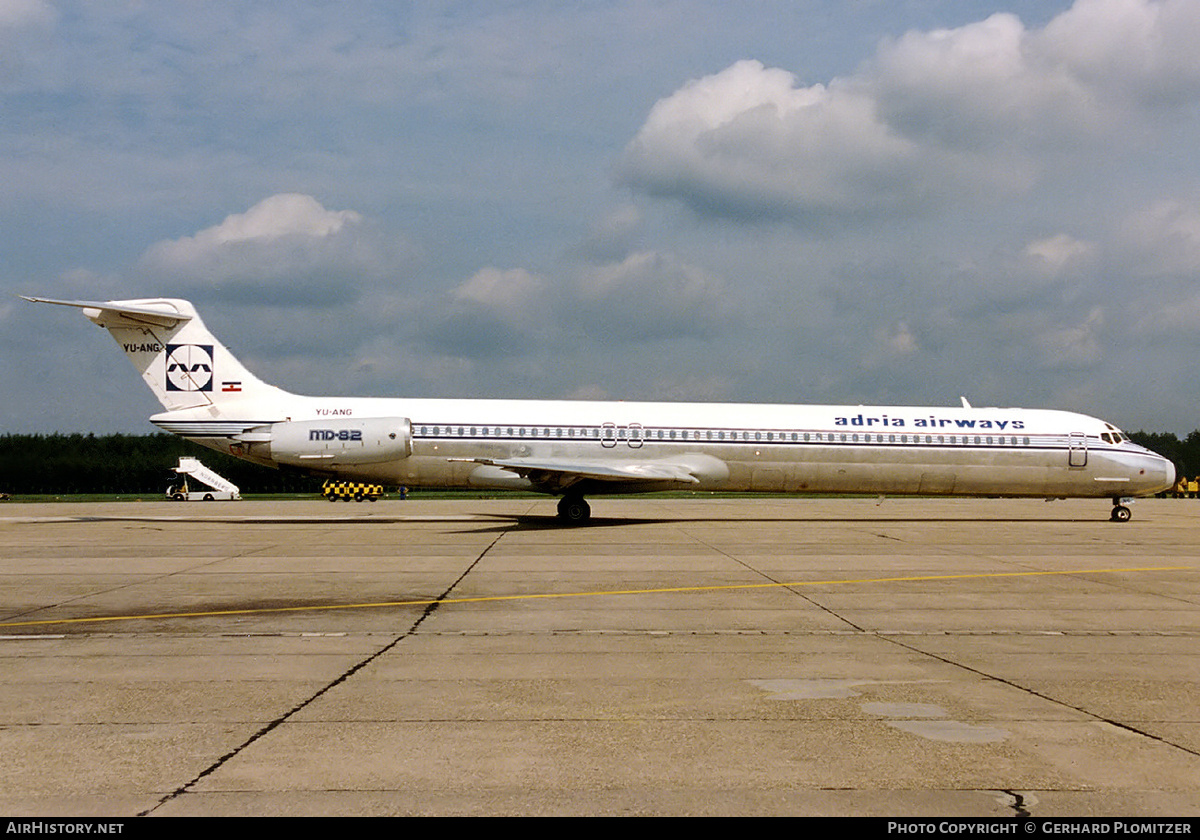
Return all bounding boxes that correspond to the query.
[1110,497,1132,522]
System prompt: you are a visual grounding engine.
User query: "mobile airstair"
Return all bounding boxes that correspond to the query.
[166,457,241,501]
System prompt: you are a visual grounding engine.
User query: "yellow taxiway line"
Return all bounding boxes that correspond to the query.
[0,566,1190,630]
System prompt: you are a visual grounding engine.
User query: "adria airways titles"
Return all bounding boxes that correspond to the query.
[26,297,1174,523]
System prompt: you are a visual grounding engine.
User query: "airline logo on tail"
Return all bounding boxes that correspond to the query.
[165,344,213,392]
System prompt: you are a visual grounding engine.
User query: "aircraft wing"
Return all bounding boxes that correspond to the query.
[475,456,701,484]
[469,453,730,494]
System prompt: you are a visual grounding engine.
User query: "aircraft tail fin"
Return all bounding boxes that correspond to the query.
[22,296,291,413]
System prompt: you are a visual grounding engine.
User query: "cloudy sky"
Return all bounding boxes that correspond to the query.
[4,0,1200,435]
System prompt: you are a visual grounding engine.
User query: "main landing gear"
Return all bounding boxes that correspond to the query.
[556,494,591,524]
[1110,497,1132,522]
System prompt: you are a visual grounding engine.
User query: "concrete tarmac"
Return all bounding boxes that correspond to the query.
[1,496,1198,817]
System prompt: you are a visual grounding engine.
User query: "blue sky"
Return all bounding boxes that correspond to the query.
[4,0,1200,434]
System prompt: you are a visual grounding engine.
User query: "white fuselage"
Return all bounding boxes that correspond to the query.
[154,395,1174,499]
[28,296,1174,518]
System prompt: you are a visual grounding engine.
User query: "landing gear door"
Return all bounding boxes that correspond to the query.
[1068,432,1088,468]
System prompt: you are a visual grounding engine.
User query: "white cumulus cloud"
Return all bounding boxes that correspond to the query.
[1022,234,1095,276]
[618,59,927,219]
[619,0,1200,223]
[574,251,733,342]
[417,267,554,359]
[138,193,397,306]
[1037,0,1200,108]
[145,193,361,262]
[1120,198,1200,275]
[1036,306,1106,369]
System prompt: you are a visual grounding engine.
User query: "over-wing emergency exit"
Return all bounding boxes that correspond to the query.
[25,296,1174,523]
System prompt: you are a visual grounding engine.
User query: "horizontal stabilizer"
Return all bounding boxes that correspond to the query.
[21,296,193,328]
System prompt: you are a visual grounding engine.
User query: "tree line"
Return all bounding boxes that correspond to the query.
[1,430,1197,496]
[0,433,322,495]
[1127,430,1200,481]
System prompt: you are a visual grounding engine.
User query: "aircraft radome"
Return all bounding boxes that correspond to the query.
[25,296,1175,523]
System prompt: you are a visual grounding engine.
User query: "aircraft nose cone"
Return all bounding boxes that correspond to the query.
[1141,454,1176,495]
[1161,457,1176,490]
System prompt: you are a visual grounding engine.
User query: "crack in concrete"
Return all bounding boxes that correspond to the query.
[878,634,1200,760]
[721,544,1200,762]
[685,531,867,632]
[136,528,511,816]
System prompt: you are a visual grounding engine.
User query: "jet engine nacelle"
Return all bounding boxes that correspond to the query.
[263,417,413,467]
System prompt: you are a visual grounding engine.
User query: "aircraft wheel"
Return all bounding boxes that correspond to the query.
[557,495,590,524]
[1111,505,1132,522]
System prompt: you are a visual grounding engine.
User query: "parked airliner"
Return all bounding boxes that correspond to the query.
[26,296,1174,523]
